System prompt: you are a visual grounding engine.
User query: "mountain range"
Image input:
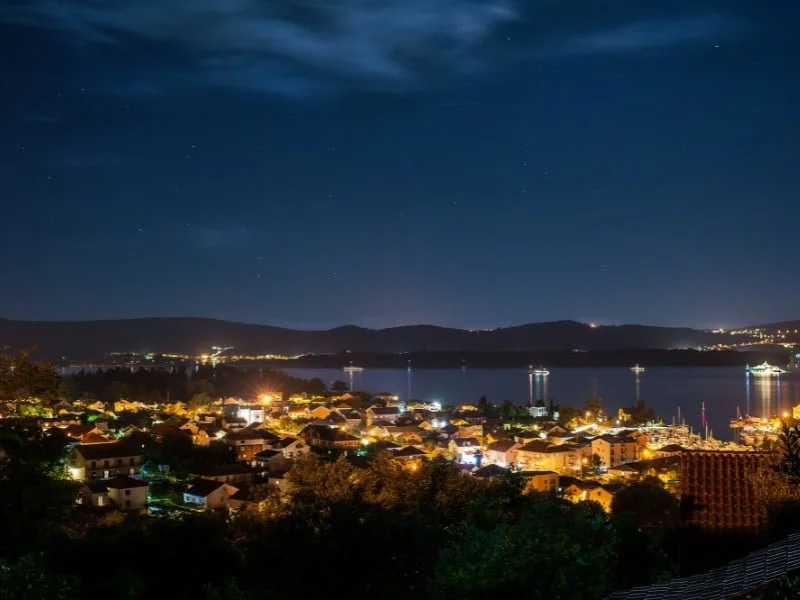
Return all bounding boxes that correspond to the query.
[0,317,773,361]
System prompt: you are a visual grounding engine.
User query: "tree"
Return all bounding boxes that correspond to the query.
[331,380,349,393]
[0,350,60,411]
[188,393,213,411]
[0,554,80,600]
[584,395,603,415]
[432,498,617,599]
[590,453,604,474]
[611,477,678,536]
[557,405,580,427]
[774,421,800,484]
[625,399,658,425]
[307,377,326,396]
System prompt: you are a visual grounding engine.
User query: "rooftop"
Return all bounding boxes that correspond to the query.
[74,441,141,460]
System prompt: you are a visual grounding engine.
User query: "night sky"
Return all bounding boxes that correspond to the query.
[2,0,798,330]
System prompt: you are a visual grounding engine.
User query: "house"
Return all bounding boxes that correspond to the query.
[106,475,149,510]
[253,449,291,473]
[366,406,402,425]
[338,409,363,430]
[202,463,256,486]
[222,417,248,432]
[308,406,332,421]
[529,402,549,418]
[237,405,265,425]
[449,438,481,465]
[654,444,686,458]
[516,441,589,474]
[384,425,425,445]
[300,424,360,450]
[522,470,559,493]
[546,428,575,445]
[368,440,401,453]
[473,464,510,482]
[484,439,521,468]
[152,422,192,442]
[268,436,309,460]
[183,478,240,510]
[68,441,143,481]
[79,475,148,510]
[320,412,347,428]
[591,434,639,468]
[452,424,484,440]
[79,480,110,507]
[286,406,309,420]
[80,432,114,444]
[225,429,279,462]
[391,446,427,461]
[181,422,212,446]
[563,481,616,512]
[62,424,105,444]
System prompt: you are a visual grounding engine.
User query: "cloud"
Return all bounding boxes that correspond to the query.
[537,13,737,58]
[5,0,518,95]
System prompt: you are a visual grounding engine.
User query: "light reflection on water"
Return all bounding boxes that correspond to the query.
[281,366,799,441]
[56,364,800,441]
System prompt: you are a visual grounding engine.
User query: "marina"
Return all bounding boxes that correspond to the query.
[281,365,798,441]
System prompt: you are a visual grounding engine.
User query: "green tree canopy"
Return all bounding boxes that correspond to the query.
[432,498,617,599]
[611,476,679,536]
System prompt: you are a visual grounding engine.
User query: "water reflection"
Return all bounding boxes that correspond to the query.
[745,374,786,418]
[532,373,548,405]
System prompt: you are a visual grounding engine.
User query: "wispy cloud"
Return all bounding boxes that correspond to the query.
[538,13,737,58]
[4,0,518,95]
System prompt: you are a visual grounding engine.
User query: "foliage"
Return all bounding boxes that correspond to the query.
[775,422,800,484]
[590,453,604,473]
[330,380,349,392]
[611,476,679,536]
[624,399,658,425]
[584,395,603,415]
[0,350,60,410]
[0,424,78,558]
[431,498,617,599]
[0,554,80,600]
[762,574,800,600]
[65,365,327,405]
[556,404,581,427]
[131,431,235,478]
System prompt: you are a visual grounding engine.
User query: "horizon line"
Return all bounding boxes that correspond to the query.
[1,315,795,332]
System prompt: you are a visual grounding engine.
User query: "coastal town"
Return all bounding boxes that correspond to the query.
[13,368,757,514]
[3,352,800,599]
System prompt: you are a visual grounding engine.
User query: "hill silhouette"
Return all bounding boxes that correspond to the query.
[0,317,755,361]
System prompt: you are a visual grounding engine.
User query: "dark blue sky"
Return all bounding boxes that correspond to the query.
[1,0,798,330]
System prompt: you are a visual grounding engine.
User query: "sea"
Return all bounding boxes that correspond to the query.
[279,366,800,441]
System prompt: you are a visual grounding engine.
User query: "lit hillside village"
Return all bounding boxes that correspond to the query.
[26,378,769,516]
